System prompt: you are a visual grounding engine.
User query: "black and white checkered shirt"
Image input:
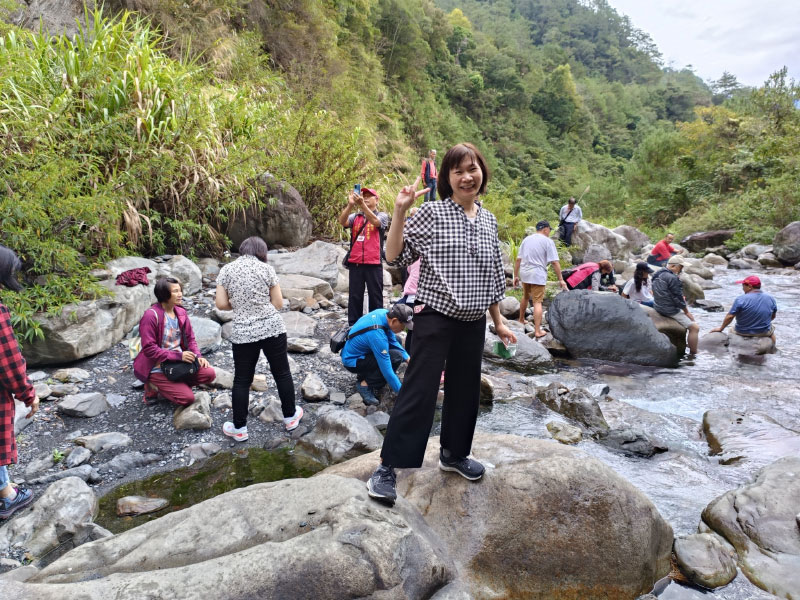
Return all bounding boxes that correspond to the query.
[388,197,506,321]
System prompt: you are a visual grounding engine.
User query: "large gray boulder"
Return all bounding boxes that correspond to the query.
[548,290,677,366]
[269,241,345,287]
[325,433,673,599]
[7,476,454,599]
[226,174,312,249]
[612,225,650,252]
[188,316,222,354]
[281,311,317,337]
[680,230,736,252]
[673,533,737,589]
[571,220,631,259]
[641,306,687,355]
[296,405,383,464]
[22,278,153,366]
[10,0,94,38]
[702,457,800,598]
[773,221,800,265]
[702,410,800,465]
[155,256,203,296]
[278,274,334,300]
[0,477,97,557]
[483,325,553,373]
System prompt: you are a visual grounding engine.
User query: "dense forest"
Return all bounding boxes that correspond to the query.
[1,0,798,339]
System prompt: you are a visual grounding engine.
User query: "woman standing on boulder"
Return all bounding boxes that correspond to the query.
[0,245,39,519]
[134,278,216,406]
[366,143,517,505]
[215,236,303,440]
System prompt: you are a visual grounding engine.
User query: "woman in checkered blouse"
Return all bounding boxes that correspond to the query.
[366,143,517,505]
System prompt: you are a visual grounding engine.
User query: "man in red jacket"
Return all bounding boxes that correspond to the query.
[647,233,677,267]
[0,245,38,519]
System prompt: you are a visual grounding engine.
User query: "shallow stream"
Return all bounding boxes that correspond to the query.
[477,267,799,599]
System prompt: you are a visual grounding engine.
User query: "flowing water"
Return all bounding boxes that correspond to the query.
[476,267,799,599]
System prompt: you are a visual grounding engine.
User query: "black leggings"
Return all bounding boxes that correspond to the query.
[231,333,296,428]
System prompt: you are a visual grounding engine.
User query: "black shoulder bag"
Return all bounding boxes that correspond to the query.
[161,357,200,381]
[330,324,385,354]
[342,215,369,270]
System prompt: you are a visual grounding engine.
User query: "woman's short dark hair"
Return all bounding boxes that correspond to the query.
[0,245,23,292]
[437,143,490,201]
[238,236,268,263]
[154,277,181,303]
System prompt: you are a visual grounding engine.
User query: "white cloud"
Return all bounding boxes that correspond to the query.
[605,0,800,87]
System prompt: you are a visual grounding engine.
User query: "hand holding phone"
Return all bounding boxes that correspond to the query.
[354,183,361,196]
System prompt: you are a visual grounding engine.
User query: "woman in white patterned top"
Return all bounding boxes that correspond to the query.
[366,143,517,505]
[215,237,303,439]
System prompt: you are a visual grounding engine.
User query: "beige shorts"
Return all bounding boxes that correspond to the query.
[666,311,693,329]
[734,325,774,338]
[523,283,546,304]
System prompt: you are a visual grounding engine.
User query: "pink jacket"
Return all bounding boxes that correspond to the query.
[133,303,202,382]
[403,259,421,297]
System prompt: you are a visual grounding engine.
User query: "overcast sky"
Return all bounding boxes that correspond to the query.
[605,0,800,88]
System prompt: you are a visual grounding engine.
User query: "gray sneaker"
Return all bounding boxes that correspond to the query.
[366,464,397,505]
[438,449,485,481]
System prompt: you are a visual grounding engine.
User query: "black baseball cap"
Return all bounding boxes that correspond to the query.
[388,303,414,329]
[536,220,551,231]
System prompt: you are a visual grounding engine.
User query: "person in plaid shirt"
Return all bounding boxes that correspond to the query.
[366,143,517,505]
[0,246,38,519]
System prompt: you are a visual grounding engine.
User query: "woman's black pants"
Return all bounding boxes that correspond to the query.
[231,333,296,428]
[380,306,486,468]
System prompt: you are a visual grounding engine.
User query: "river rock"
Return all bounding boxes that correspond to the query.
[597,427,666,458]
[253,396,283,423]
[186,442,222,465]
[65,447,92,468]
[773,221,800,264]
[189,316,221,353]
[641,306,687,355]
[211,307,234,323]
[116,496,169,517]
[324,433,673,598]
[278,274,334,300]
[365,411,390,431]
[546,421,582,444]
[296,405,382,464]
[0,477,97,557]
[702,253,728,266]
[702,457,800,598]
[52,368,91,383]
[684,262,714,280]
[300,373,329,402]
[582,243,613,263]
[549,291,677,366]
[173,392,212,430]
[536,383,609,433]
[33,382,51,400]
[100,452,161,475]
[587,383,610,398]
[49,383,78,397]
[738,243,772,260]
[757,252,782,267]
[287,337,319,353]
[57,393,109,418]
[612,225,650,251]
[156,255,202,296]
[75,432,132,453]
[698,331,729,352]
[702,410,800,466]
[483,324,553,372]
[282,311,317,337]
[226,174,313,249]
[673,533,738,589]
[24,454,55,479]
[29,464,101,486]
[269,241,345,287]
[11,476,454,599]
[728,332,776,356]
[212,392,232,409]
[196,258,220,278]
[679,272,705,305]
[211,367,233,389]
[680,230,735,252]
[728,257,761,270]
[694,299,724,312]
[571,220,632,259]
[498,296,520,319]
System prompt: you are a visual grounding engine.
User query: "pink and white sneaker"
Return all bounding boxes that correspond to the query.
[222,421,249,442]
[283,406,304,432]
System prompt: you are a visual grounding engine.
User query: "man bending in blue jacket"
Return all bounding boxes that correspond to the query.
[341,304,413,405]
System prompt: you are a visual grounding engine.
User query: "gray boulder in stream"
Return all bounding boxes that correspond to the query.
[325,433,673,599]
[701,456,800,598]
[773,221,800,264]
[548,290,677,367]
[4,475,454,599]
[483,324,553,372]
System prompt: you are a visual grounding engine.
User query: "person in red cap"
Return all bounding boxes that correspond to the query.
[711,275,777,343]
[338,186,389,325]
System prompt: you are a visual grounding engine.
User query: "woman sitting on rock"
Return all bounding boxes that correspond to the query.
[215,236,303,441]
[133,277,216,405]
[622,262,655,307]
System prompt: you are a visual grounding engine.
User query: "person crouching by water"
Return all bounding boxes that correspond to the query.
[710,275,777,345]
[215,237,303,441]
[564,260,618,292]
[366,142,517,506]
[651,255,699,355]
[341,305,413,406]
[647,233,677,267]
[0,245,38,519]
[133,277,216,406]
[621,262,655,307]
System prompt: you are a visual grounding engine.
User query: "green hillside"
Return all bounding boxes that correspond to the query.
[1,0,798,339]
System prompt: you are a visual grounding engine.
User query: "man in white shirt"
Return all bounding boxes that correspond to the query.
[513,221,568,338]
[558,197,583,246]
